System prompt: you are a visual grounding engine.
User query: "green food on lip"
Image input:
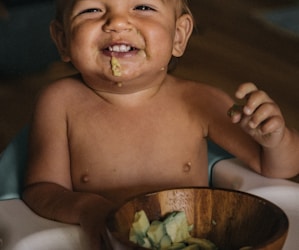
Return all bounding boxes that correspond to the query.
[111,56,122,77]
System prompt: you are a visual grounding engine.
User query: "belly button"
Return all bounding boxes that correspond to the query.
[183,162,192,173]
[81,175,90,183]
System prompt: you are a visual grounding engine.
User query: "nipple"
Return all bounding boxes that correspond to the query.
[111,56,122,77]
[81,175,90,183]
[183,162,192,173]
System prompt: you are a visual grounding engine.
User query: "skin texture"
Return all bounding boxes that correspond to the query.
[22,0,299,249]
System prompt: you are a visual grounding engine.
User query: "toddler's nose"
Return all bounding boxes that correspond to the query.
[103,12,133,33]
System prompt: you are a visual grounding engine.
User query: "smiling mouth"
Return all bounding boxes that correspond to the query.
[107,44,138,53]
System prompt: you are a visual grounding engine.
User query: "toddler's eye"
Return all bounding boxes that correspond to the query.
[134,5,156,11]
[79,8,101,15]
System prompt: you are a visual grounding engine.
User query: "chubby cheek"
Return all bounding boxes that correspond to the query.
[147,47,173,72]
[69,45,102,74]
[146,27,175,62]
[69,25,100,55]
[126,50,169,77]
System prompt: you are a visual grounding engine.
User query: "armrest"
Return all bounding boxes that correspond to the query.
[212,158,298,191]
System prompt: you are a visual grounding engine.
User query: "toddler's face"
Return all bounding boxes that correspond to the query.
[54,0,192,85]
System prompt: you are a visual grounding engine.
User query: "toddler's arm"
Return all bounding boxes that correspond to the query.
[22,80,114,250]
[23,183,113,249]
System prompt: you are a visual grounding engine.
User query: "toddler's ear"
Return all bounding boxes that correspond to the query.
[172,14,193,57]
[50,20,71,62]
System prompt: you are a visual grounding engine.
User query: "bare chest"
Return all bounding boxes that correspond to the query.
[68,102,208,202]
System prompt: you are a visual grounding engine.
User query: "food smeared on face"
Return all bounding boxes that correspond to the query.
[138,49,147,59]
[111,56,122,77]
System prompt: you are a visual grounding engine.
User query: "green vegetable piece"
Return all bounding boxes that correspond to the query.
[131,210,150,236]
[129,228,150,247]
[160,235,172,249]
[185,237,218,250]
[164,211,191,243]
[167,242,187,250]
[188,224,194,232]
[129,210,218,250]
[182,244,201,250]
[147,220,165,246]
[163,212,177,224]
[129,228,139,244]
[141,237,152,249]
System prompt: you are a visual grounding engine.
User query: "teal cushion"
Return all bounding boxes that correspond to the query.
[0,126,29,200]
[207,140,233,186]
[0,126,233,200]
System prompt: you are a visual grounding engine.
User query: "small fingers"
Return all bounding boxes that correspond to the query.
[228,102,284,136]
[259,115,284,136]
[246,102,278,129]
[231,83,285,147]
[227,104,243,117]
[235,82,258,100]
[235,82,275,117]
[227,104,244,123]
[243,90,273,116]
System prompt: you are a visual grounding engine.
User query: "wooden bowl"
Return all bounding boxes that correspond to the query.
[106,187,288,250]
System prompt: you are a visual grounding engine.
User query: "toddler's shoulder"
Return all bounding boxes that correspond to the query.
[43,74,82,93]
[34,74,85,112]
[37,74,83,100]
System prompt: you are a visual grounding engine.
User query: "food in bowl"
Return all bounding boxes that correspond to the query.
[129,210,217,249]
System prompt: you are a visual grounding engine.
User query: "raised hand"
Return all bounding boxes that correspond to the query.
[228,82,285,148]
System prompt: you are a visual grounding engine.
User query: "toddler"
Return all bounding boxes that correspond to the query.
[23,0,299,249]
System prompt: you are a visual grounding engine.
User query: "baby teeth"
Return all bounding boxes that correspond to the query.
[109,45,131,52]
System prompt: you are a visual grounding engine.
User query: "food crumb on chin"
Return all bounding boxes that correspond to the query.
[138,49,147,58]
[111,56,122,77]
